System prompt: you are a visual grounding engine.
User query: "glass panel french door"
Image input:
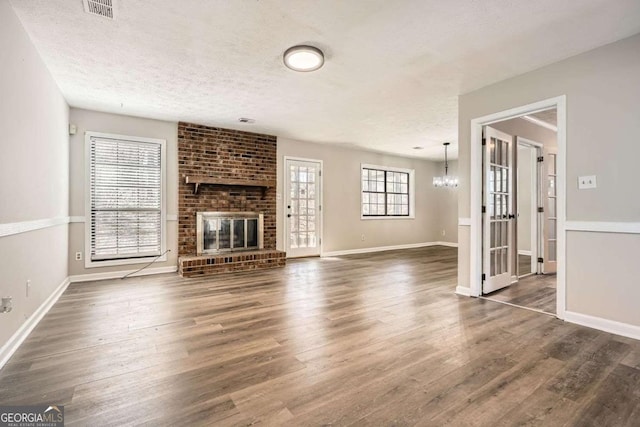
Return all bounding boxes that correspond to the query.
[543,150,558,274]
[483,126,515,294]
[516,137,542,277]
[285,159,322,257]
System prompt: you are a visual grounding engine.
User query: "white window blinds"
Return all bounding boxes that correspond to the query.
[89,136,162,261]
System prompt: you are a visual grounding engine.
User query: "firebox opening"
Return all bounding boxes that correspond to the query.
[196,212,264,255]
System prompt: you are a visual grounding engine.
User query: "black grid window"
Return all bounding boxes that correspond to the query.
[362,168,410,217]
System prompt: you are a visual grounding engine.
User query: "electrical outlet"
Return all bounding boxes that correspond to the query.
[1,297,12,313]
[26,280,31,297]
[75,251,83,261]
[361,234,365,241]
[442,229,446,236]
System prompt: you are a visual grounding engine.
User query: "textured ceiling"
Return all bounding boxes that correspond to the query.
[9,0,640,160]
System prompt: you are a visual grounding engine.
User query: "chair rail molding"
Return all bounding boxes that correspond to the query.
[458,217,471,226]
[565,221,640,234]
[0,216,70,238]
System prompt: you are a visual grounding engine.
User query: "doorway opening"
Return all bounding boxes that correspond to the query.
[469,96,566,319]
[481,114,557,314]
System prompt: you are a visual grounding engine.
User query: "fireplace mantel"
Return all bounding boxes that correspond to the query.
[184,175,273,197]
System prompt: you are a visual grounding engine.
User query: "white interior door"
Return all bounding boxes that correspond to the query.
[542,149,558,274]
[285,158,322,258]
[483,126,515,294]
[516,137,543,277]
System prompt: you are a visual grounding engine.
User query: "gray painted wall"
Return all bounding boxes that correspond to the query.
[433,160,459,244]
[457,33,640,326]
[0,2,69,349]
[67,112,458,276]
[67,108,179,277]
[277,138,457,254]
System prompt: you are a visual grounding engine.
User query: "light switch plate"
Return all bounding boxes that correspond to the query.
[578,175,597,189]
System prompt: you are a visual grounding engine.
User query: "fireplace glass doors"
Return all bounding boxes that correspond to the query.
[196,212,263,255]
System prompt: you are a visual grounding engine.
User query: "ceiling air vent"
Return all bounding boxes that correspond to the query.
[82,0,116,20]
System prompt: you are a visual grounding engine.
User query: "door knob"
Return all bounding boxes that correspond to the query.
[508,214,516,219]
[287,214,291,218]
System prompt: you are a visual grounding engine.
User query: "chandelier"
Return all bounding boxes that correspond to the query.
[433,142,458,188]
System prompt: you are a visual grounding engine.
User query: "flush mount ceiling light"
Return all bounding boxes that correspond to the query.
[283,45,324,72]
[433,142,459,188]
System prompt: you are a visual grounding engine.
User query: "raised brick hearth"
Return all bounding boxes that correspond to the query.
[177,122,285,276]
[179,250,286,277]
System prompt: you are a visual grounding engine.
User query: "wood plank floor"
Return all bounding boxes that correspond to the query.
[485,272,557,315]
[1,246,639,426]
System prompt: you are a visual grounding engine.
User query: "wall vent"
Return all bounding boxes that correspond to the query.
[82,0,116,20]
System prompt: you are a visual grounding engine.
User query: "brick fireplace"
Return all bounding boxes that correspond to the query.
[177,122,285,277]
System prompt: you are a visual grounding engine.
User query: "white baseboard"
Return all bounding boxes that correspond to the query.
[435,241,458,248]
[0,277,71,369]
[564,311,640,341]
[455,286,471,297]
[322,241,457,257]
[518,250,532,256]
[70,266,178,283]
[0,265,178,369]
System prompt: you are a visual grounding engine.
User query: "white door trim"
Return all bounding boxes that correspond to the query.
[470,96,566,319]
[283,156,324,258]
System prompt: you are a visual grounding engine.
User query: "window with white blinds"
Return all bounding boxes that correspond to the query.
[87,133,165,263]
